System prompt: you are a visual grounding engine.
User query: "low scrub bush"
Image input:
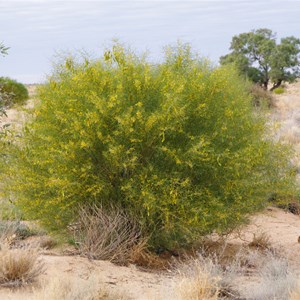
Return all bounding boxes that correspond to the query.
[0,220,34,247]
[2,43,295,249]
[249,84,275,108]
[0,77,28,107]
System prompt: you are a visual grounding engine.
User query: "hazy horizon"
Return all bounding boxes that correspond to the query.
[1,0,300,84]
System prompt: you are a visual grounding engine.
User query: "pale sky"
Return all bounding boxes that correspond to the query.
[1,0,300,83]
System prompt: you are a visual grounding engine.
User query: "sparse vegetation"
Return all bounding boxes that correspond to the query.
[0,220,36,247]
[37,236,57,250]
[33,276,129,300]
[174,253,241,300]
[172,246,300,300]
[248,232,272,250]
[243,251,298,300]
[249,84,275,108]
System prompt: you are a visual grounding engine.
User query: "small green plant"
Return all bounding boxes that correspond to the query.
[273,86,285,94]
[0,77,28,107]
[2,43,296,250]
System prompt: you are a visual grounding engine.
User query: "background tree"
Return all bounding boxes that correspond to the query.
[0,43,28,108]
[220,29,300,91]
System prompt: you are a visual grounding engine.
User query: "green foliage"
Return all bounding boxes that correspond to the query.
[273,86,285,94]
[2,43,296,249]
[0,77,29,107]
[220,28,300,91]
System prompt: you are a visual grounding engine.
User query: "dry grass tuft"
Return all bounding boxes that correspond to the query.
[174,252,242,300]
[38,236,57,250]
[73,204,141,264]
[198,238,244,266]
[248,232,272,250]
[128,239,171,270]
[176,266,219,300]
[0,245,44,287]
[33,276,129,300]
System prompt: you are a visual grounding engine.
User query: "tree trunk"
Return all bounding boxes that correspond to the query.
[270,80,282,91]
[262,81,268,90]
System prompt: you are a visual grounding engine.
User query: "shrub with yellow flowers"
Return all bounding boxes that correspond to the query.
[2,43,295,249]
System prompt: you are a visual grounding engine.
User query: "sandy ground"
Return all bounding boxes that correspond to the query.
[0,255,174,300]
[228,206,300,270]
[0,207,300,299]
[0,84,300,299]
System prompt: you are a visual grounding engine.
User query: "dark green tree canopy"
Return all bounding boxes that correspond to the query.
[220,29,300,90]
